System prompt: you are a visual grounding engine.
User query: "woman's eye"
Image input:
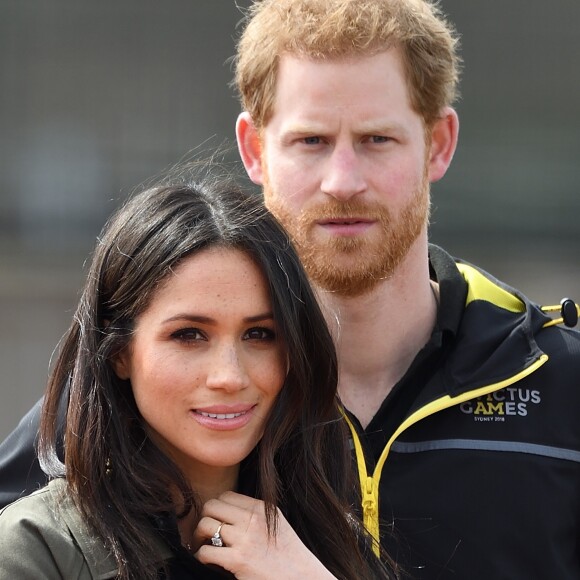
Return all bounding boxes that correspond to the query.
[244,327,276,341]
[171,328,205,342]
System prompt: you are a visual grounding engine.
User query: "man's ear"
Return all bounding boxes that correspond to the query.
[427,107,459,183]
[236,112,265,185]
[111,348,131,381]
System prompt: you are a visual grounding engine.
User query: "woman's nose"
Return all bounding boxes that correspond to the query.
[205,343,250,392]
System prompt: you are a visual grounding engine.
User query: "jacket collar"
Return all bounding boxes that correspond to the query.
[429,245,550,398]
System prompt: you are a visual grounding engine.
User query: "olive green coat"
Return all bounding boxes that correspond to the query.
[0,478,172,579]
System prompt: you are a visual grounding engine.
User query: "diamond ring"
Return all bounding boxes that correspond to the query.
[211,522,225,547]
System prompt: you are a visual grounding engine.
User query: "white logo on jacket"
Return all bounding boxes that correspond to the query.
[460,388,541,420]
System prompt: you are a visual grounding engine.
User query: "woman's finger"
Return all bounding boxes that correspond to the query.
[200,494,264,529]
[190,516,226,550]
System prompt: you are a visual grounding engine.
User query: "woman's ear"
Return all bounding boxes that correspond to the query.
[236,112,265,185]
[427,107,459,183]
[111,348,131,380]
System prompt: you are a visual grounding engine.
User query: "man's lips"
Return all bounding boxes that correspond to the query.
[317,217,374,225]
[316,218,376,235]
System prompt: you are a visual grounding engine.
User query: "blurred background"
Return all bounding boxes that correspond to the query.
[1,0,579,441]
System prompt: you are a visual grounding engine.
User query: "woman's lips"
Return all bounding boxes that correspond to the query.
[198,410,247,419]
[191,404,256,430]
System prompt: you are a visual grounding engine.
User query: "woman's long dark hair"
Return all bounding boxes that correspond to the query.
[39,165,394,579]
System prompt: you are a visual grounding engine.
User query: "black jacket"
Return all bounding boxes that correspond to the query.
[345,245,580,579]
[2,245,579,579]
[0,398,48,507]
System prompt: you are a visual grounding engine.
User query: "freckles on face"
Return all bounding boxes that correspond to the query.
[117,247,287,477]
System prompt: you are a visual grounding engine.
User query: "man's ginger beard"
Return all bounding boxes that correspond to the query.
[262,162,431,298]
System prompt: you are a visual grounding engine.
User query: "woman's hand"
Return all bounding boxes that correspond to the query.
[193,491,337,579]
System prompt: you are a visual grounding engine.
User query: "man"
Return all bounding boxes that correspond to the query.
[232,1,580,578]
[2,1,579,578]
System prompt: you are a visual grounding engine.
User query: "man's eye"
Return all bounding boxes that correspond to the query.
[171,328,205,342]
[244,327,276,341]
[303,136,321,145]
[370,135,390,143]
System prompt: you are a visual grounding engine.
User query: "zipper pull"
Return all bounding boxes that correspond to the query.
[362,476,380,555]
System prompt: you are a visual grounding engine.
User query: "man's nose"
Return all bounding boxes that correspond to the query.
[320,145,367,201]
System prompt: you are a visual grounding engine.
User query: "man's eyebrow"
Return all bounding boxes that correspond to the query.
[281,123,326,135]
[356,120,407,135]
[281,120,408,135]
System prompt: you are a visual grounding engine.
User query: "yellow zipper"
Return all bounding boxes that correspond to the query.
[343,354,549,555]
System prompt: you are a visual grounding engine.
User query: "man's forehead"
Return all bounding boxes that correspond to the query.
[269,49,415,122]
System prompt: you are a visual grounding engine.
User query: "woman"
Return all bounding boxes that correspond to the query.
[0,168,394,579]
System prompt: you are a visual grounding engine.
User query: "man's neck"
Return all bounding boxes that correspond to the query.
[318,241,437,429]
